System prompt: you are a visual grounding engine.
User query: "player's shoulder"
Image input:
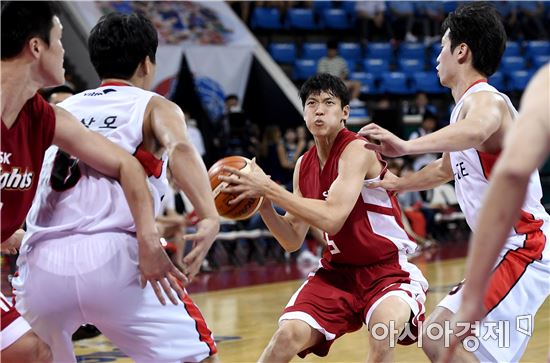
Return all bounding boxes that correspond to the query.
[341,137,374,166]
[147,95,183,116]
[462,88,509,113]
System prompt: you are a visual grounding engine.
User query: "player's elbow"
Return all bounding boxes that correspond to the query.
[321,218,346,236]
[469,128,492,147]
[170,140,196,156]
[281,239,303,252]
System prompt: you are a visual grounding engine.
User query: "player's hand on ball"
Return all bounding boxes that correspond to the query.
[220,158,271,204]
[138,232,188,306]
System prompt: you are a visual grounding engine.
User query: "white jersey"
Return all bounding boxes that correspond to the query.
[449,81,550,252]
[23,85,168,246]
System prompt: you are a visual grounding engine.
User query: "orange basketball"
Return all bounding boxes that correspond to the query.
[208,156,264,220]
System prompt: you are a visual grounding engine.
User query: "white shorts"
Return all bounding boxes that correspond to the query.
[13,232,216,363]
[0,292,32,350]
[439,244,550,362]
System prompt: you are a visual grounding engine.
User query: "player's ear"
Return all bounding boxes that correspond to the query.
[457,43,469,63]
[342,104,350,122]
[28,38,41,58]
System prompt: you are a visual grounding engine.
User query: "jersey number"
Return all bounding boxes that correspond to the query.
[324,232,341,255]
[51,150,81,192]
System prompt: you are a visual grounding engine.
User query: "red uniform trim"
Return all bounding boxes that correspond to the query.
[476,150,500,180]
[133,144,163,178]
[0,294,21,329]
[483,211,546,314]
[460,79,488,99]
[179,292,217,356]
[99,81,132,87]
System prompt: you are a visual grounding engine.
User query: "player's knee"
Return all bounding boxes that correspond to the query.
[271,326,300,350]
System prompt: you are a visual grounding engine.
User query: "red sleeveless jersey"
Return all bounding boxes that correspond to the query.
[299,128,415,268]
[1,93,56,242]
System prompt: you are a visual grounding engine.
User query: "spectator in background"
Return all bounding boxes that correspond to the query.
[183,111,206,159]
[407,111,439,171]
[317,39,364,108]
[517,1,547,40]
[388,1,418,42]
[355,1,393,43]
[215,93,254,157]
[407,92,437,116]
[417,1,445,45]
[278,127,307,190]
[259,125,287,186]
[392,162,436,249]
[493,1,521,41]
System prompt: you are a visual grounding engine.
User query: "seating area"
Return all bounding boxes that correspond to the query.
[243,1,550,97]
[269,39,549,94]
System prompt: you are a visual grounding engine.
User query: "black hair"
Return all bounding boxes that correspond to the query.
[88,12,158,79]
[441,2,506,77]
[1,1,59,60]
[225,94,239,102]
[327,39,338,50]
[299,73,350,108]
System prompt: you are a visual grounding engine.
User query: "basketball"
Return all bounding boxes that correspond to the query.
[208,156,264,220]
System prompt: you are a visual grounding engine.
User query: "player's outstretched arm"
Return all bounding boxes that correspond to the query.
[369,153,454,193]
[442,64,550,363]
[53,106,187,305]
[360,93,505,156]
[149,96,220,280]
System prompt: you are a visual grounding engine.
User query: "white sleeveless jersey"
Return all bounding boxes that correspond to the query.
[449,81,550,251]
[23,85,169,245]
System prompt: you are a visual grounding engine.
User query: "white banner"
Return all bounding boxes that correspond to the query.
[185,46,253,121]
[71,1,255,101]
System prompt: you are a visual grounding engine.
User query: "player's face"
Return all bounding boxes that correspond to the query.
[39,16,66,87]
[436,29,454,88]
[303,91,349,137]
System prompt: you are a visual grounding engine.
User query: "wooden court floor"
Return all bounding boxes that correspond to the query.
[74,256,550,362]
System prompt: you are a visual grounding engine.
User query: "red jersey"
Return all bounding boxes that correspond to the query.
[299,128,416,268]
[1,93,56,242]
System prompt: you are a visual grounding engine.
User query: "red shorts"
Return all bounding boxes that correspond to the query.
[280,254,427,357]
[1,292,31,350]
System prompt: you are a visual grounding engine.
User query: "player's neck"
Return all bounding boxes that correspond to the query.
[1,60,42,128]
[100,78,135,87]
[451,71,488,103]
[314,129,342,168]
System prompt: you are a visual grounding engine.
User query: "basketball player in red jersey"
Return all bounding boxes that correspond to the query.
[1,2,185,362]
[359,3,550,362]
[221,73,428,362]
